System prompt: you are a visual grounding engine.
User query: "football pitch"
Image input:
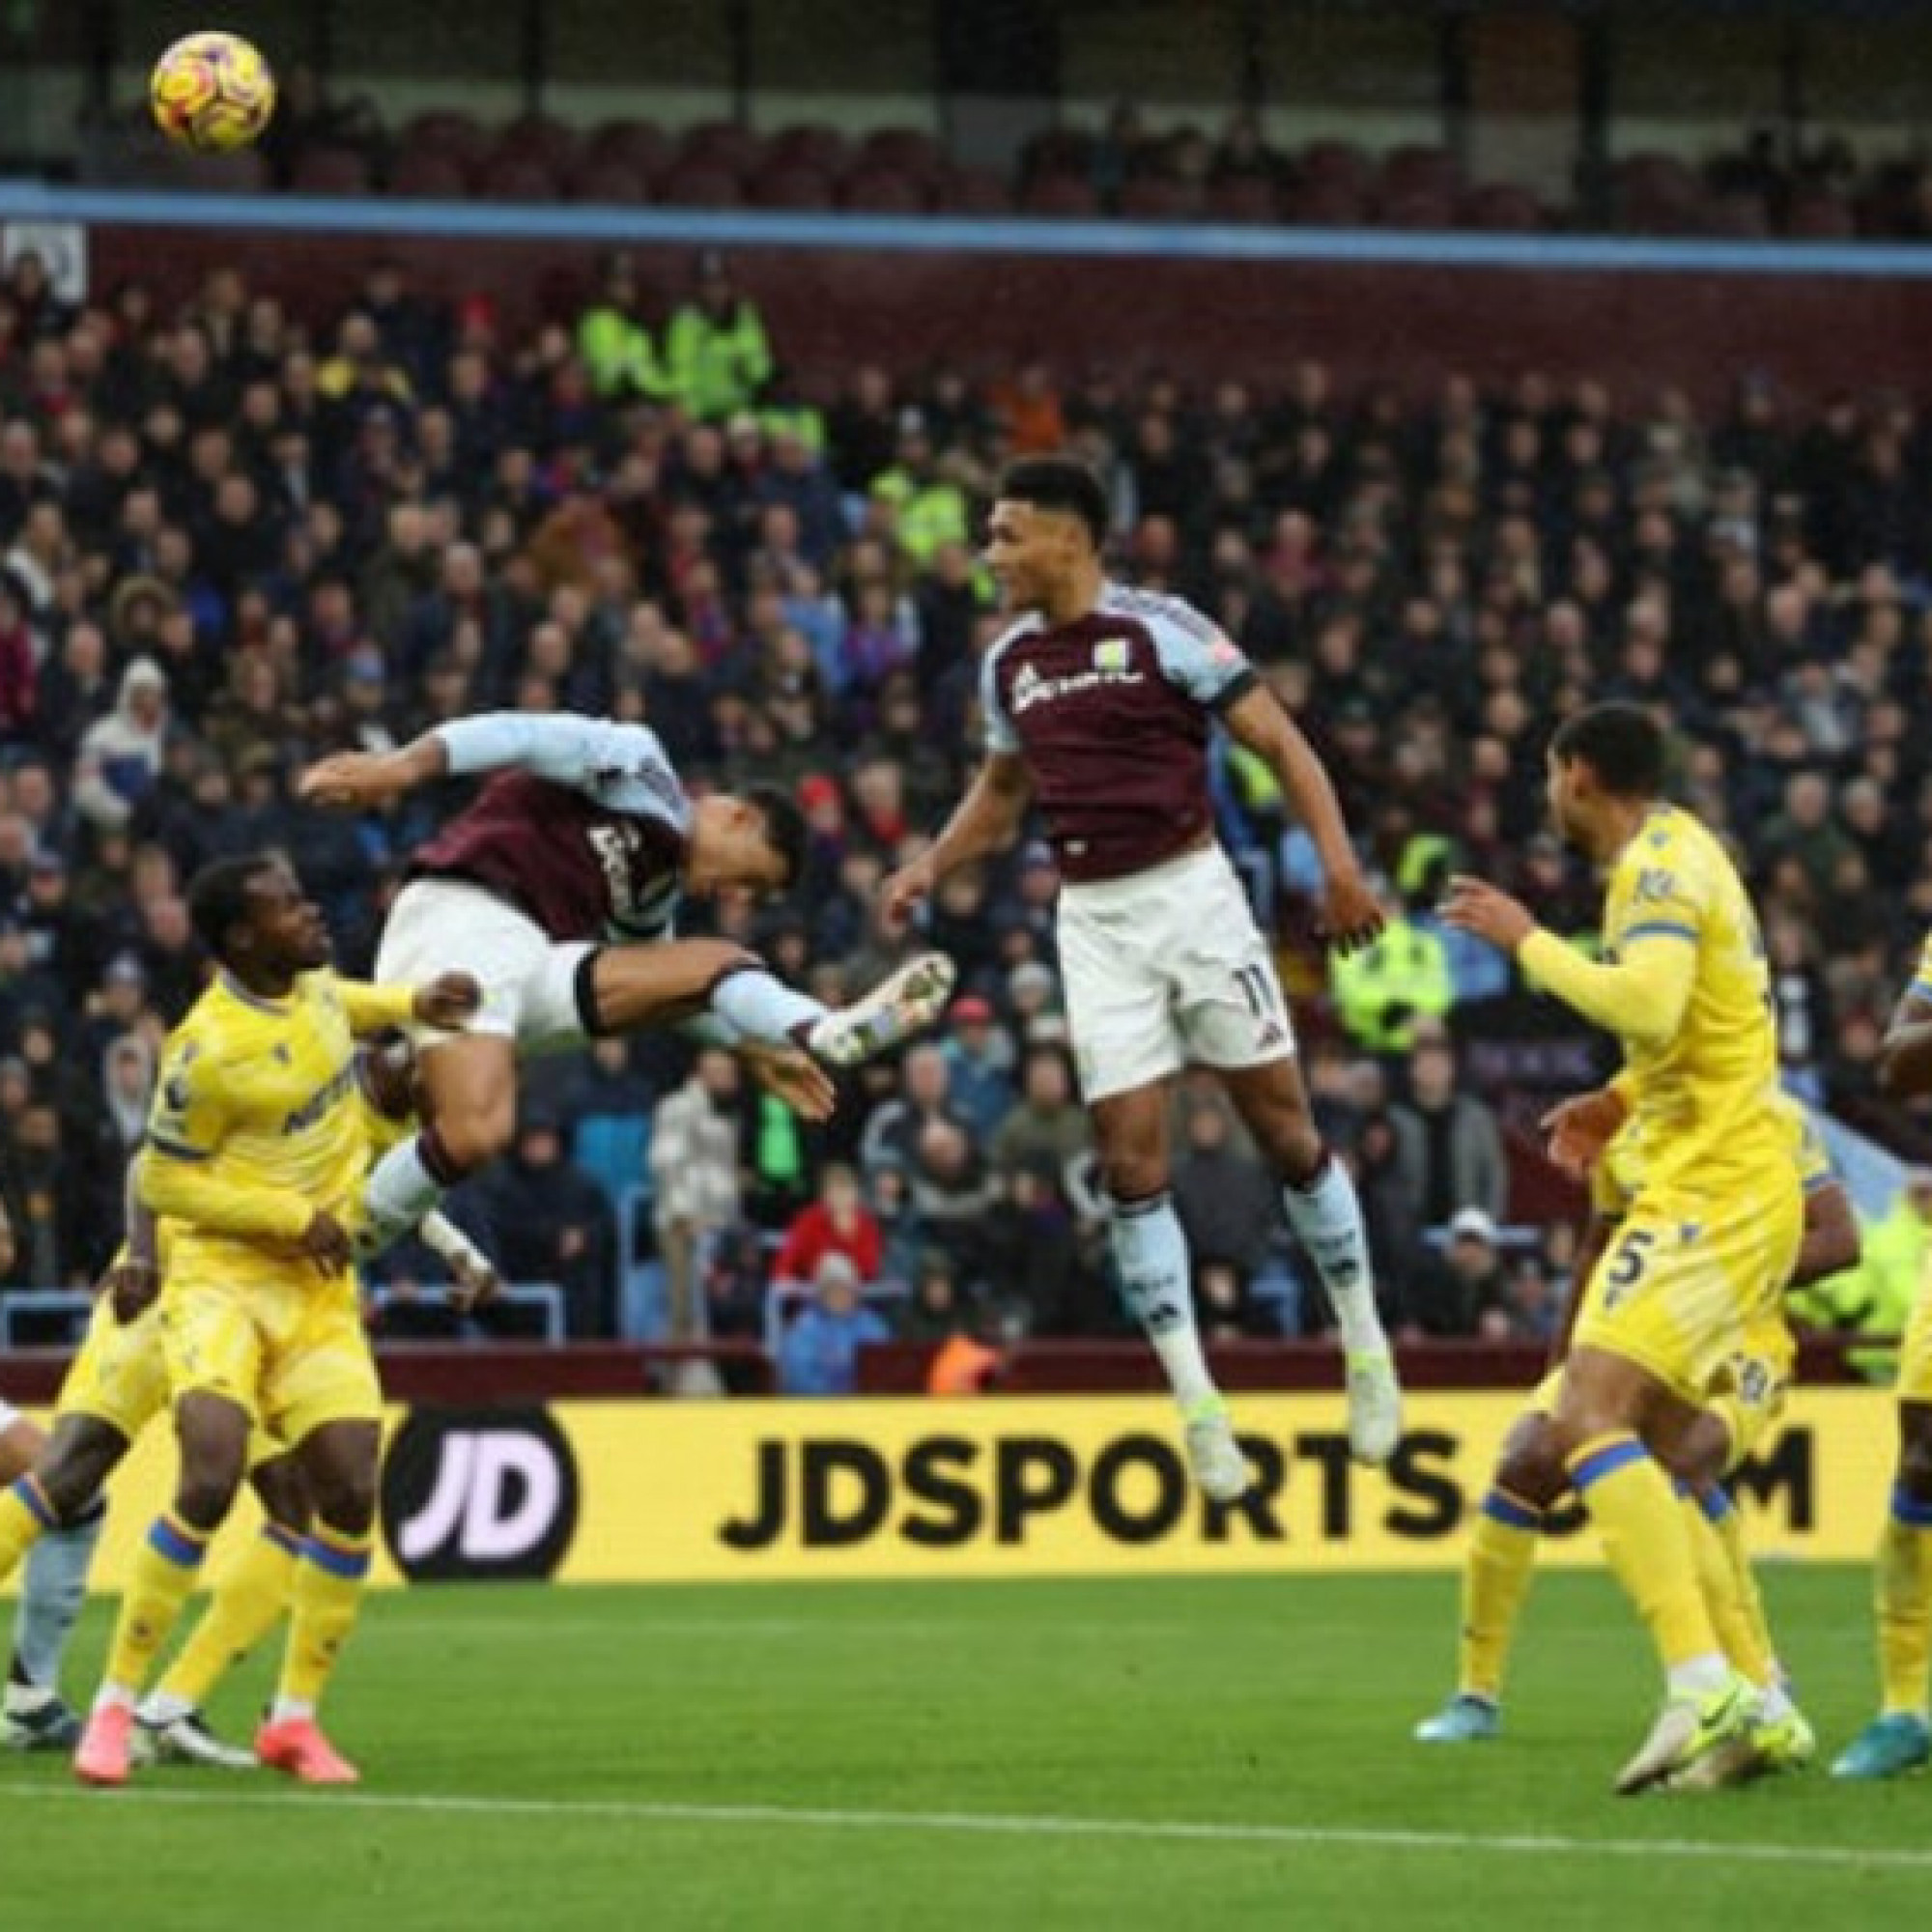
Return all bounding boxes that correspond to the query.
[11,1567,1932,1929]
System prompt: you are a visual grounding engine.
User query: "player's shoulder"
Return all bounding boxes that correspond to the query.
[984,611,1044,664]
[1097,582,1224,646]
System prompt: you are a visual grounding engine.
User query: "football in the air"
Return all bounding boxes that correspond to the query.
[150,31,276,153]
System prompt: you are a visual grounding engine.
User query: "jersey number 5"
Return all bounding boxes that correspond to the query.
[1599,1228,1657,1309]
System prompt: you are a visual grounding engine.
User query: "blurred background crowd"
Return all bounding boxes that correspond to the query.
[0,231,1925,1384]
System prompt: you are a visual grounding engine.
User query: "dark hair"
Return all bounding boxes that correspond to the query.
[186,853,280,962]
[996,454,1109,551]
[1549,701,1665,800]
[746,783,809,891]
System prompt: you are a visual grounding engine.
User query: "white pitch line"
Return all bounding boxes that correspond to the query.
[0,1781,1925,1873]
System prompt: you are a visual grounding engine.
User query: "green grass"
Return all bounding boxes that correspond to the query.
[11,1567,1932,1930]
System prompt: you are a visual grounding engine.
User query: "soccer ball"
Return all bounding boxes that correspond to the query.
[150,32,276,153]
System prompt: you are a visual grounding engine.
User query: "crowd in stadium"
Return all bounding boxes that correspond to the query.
[0,238,1923,1369]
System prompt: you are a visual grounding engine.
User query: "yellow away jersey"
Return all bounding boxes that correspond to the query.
[1597,1089,1830,1221]
[1594,803,1782,1197]
[139,968,416,1278]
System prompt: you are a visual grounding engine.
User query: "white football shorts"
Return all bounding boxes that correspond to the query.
[377,879,591,1056]
[1056,842,1295,1102]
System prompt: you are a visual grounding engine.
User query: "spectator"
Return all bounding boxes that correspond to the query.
[1389,1033,1508,1231]
[73,658,169,832]
[575,252,671,404]
[1411,1207,1515,1338]
[650,1048,749,1351]
[773,1162,883,1289]
[473,1110,614,1338]
[937,994,1016,1140]
[666,251,773,423]
[777,1252,890,1397]
[1171,1099,1281,1304]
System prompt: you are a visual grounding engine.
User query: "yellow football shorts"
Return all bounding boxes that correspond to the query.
[160,1266,380,1450]
[1525,1302,1790,1470]
[1569,1181,1803,1408]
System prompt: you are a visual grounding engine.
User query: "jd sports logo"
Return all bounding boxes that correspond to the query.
[380,1406,581,1581]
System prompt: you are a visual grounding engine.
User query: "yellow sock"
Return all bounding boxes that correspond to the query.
[0,1476,57,1585]
[1566,1434,1720,1679]
[155,1522,301,1712]
[1459,1488,1543,1702]
[101,1513,210,1698]
[275,1525,373,1713]
[1878,1487,1932,1719]
[1682,1489,1776,1689]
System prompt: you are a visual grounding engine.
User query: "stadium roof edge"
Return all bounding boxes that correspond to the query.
[6,180,1932,279]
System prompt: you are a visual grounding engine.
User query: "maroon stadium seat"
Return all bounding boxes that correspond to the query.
[934,166,1012,215]
[750,165,837,212]
[1281,181,1365,228]
[1118,177,1201,220]
[1022,128,1095,182]
[677,121,761,177]
[1459,183,1544,233]
[656,162,746,210]
[583,120,672,183]
[1380,143,1461,199]
[474,156,562,204]
[1705,190,1771,240]
[857,128,944,183]
[1786,192,1856,241]
[399,111,488,170]
[390,150,473,200]
[567,160,652,206]
[839,169,931,214]
[1299,139,1372,197]
[1376,187,1458,231]
[497,115,580,173]
[290,146,373,196]
[176,148,270,194]
[1020,173,1100,217]
[768,124,850,178]
[1206,177,1280,225]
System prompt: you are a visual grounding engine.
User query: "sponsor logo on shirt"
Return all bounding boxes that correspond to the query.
[1010,655,1145,716]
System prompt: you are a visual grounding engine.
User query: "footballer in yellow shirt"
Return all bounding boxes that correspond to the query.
[72,853,477,1791]
[1444,701,1802,1792]
[1833,925,1932,1778]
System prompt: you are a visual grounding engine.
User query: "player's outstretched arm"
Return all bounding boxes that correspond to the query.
[881,752,1033,931]
[1221,685,1381,952]
[1793,1179,1861,1289]
[137,1143,318,1250]
[417,1211,502,1312]
[298,734,450,810]
[1441,876,1695,1049]
[332,973,482,1037]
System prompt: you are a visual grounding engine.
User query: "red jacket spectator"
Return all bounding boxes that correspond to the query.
[0,577,37,738]
[774,1163,883,1285]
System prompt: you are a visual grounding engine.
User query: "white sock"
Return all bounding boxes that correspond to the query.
[708,966,826,1045]
[1756,1680,1797,1723]
[1282,1155,1389,1353]
[270,1695,315,1726]
[14,1507,101,1690]
[1107,1192,1218,1408]
[362,1134,450,1255]
[138,1689,195,1725]
[1666,1655,1734,1699]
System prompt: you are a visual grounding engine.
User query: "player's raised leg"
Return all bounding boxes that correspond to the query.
[75,1388,251,1786]
[1088,1085,1251,1498]
[1220,1056,1400,1464]
[1414,1406,1568,1741]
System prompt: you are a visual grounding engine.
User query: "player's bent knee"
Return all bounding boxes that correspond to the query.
[434,1108,515,1176]
[174,1465,245,1532]
[1660,1415,1732,1492]
[38,1425,126,1520]
[1494,1420,1568,1512]
[1899,1433,1932,1502]
[309,1471,377,1538]
[250,1455,311,1534]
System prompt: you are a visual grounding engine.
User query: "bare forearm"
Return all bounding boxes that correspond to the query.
[123,1157,158,1265]
[927,768,1030,882]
